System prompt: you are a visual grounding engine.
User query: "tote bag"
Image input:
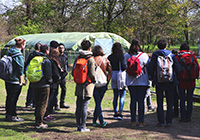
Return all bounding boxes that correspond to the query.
[117,62,126,90]
[95,59,107,88]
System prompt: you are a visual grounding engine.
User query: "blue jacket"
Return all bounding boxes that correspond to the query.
[148,49,180,90]
[7,46,24,84]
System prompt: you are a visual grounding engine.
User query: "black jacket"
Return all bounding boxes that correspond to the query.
[30,52,53,88]
[59,53,68,79]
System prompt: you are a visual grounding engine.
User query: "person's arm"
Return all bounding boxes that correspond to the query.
[172,54,180,76]
[120,54,127,71]
[148,52,157,78]
[106,59,112,84]
[43,59,53,84]
[88,58,96,83]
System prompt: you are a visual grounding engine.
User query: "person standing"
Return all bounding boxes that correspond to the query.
[148,39,180,127]
[176,43,199,122]
[108,42,126,120]
[25,43,41,108]
[54,43,70,110]
[5,38,26,122]
[30,44,52,129]
[92,45,112,127]
[72,40,96,132]
[124,38,149,127]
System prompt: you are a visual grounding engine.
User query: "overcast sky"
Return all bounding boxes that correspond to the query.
[0,0,21,13]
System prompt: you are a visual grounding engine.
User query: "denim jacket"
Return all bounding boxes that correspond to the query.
[148,49,180,90]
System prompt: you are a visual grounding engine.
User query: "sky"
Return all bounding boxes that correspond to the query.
[0,0,21,13]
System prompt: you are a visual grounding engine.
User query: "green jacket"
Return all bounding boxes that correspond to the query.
[72,50,96,98]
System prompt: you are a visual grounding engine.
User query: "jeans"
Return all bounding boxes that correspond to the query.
[55,78,67,106]
[26,83,35,106]
[33,87,50,126]
[113,89,126,113]
[5,82,22,116]
[179,87,194,120]
[76,97,91,128]
[128,86,147,123]
[156,86,174,124]
[93,86,107,124]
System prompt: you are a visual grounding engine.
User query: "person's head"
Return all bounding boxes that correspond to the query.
[40,44,49,55]
[157,39,167,49]
[172,48,178,55]
[58,43,65,54]
[92,45,105,57]
[128,38,143,54]
[15,38,26,51]
[81,40,91,51]
[35,43,41,51]
[112,42,123,56]
[180,43,190,51]
[50,40,59,49]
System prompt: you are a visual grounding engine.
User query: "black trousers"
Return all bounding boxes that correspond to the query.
[5,82,22,116]
[55,78,67,106]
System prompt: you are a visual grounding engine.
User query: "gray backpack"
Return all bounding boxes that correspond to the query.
[0,53,22,80]
[157,53,173,83]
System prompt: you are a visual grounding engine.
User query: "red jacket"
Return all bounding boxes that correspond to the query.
[176,50,199,89]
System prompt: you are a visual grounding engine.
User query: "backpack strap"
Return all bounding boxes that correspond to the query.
[136,52,143,58]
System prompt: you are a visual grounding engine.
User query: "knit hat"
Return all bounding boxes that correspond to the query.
[50,40,59,48]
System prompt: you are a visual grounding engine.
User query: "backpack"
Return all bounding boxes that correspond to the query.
[157,53,173,83]
[126,52,143,77]
[95,59,107,88]
[0,53,22,80]
[26,56,47,83]
[73,56,92,84]
[178,51,199,81]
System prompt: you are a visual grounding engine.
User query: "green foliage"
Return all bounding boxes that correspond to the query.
[16,20,43,35]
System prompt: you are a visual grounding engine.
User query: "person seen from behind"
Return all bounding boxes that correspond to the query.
[5,38,26,122]
[148,39,180,127]
[92,45,112,127]
[72,40,96,132]
[30,44,52,129]
[108,42,126,120]
[176,43,199,122]
[124,38,149,127]
[25,43,41,108]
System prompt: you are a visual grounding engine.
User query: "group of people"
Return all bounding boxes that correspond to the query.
[3,37,199,132]
[72,38,199,132]
[4,39,70,129]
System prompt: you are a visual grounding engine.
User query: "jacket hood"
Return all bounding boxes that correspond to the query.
[79,49,93,57]
[8,46,22,55]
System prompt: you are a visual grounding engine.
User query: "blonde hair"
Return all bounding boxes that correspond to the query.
[15,38,25,48]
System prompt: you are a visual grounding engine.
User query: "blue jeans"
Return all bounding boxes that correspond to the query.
[156,86,174,124]
[93,86,107,124]
[76,97,91,129]
[179,87,194,120]
[113,89,126,113]
[128,86,147,123]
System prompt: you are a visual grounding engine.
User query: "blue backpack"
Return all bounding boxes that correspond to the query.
[0,53,22,80]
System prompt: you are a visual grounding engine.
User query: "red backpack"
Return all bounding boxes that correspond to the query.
[73,56,92,84]
[177,51,199,81]
[126,52,143,77]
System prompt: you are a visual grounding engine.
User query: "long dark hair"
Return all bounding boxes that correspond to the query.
[128,38,143,54]
[49,47,62,66]
[112,42,123,57]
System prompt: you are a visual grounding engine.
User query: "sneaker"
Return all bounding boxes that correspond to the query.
[36,123,48,129]
[156,123,165,127]
[179,118,186,122]
[138,123,146,127]
[117,113,123,120]
[113,113,118,120]
[43,115,56,122]
[131,121,136,127]
[186,118,191,122]
[80,128,90,132]
[166,123,172,127]
[93,122,100,127]
[101,121,107,127]
[54,106,61,111]
[147,107,156,112]
[11,116,24,122]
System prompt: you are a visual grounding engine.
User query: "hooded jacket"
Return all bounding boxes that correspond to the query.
[72,49,96,98]
[6,46,24,84]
